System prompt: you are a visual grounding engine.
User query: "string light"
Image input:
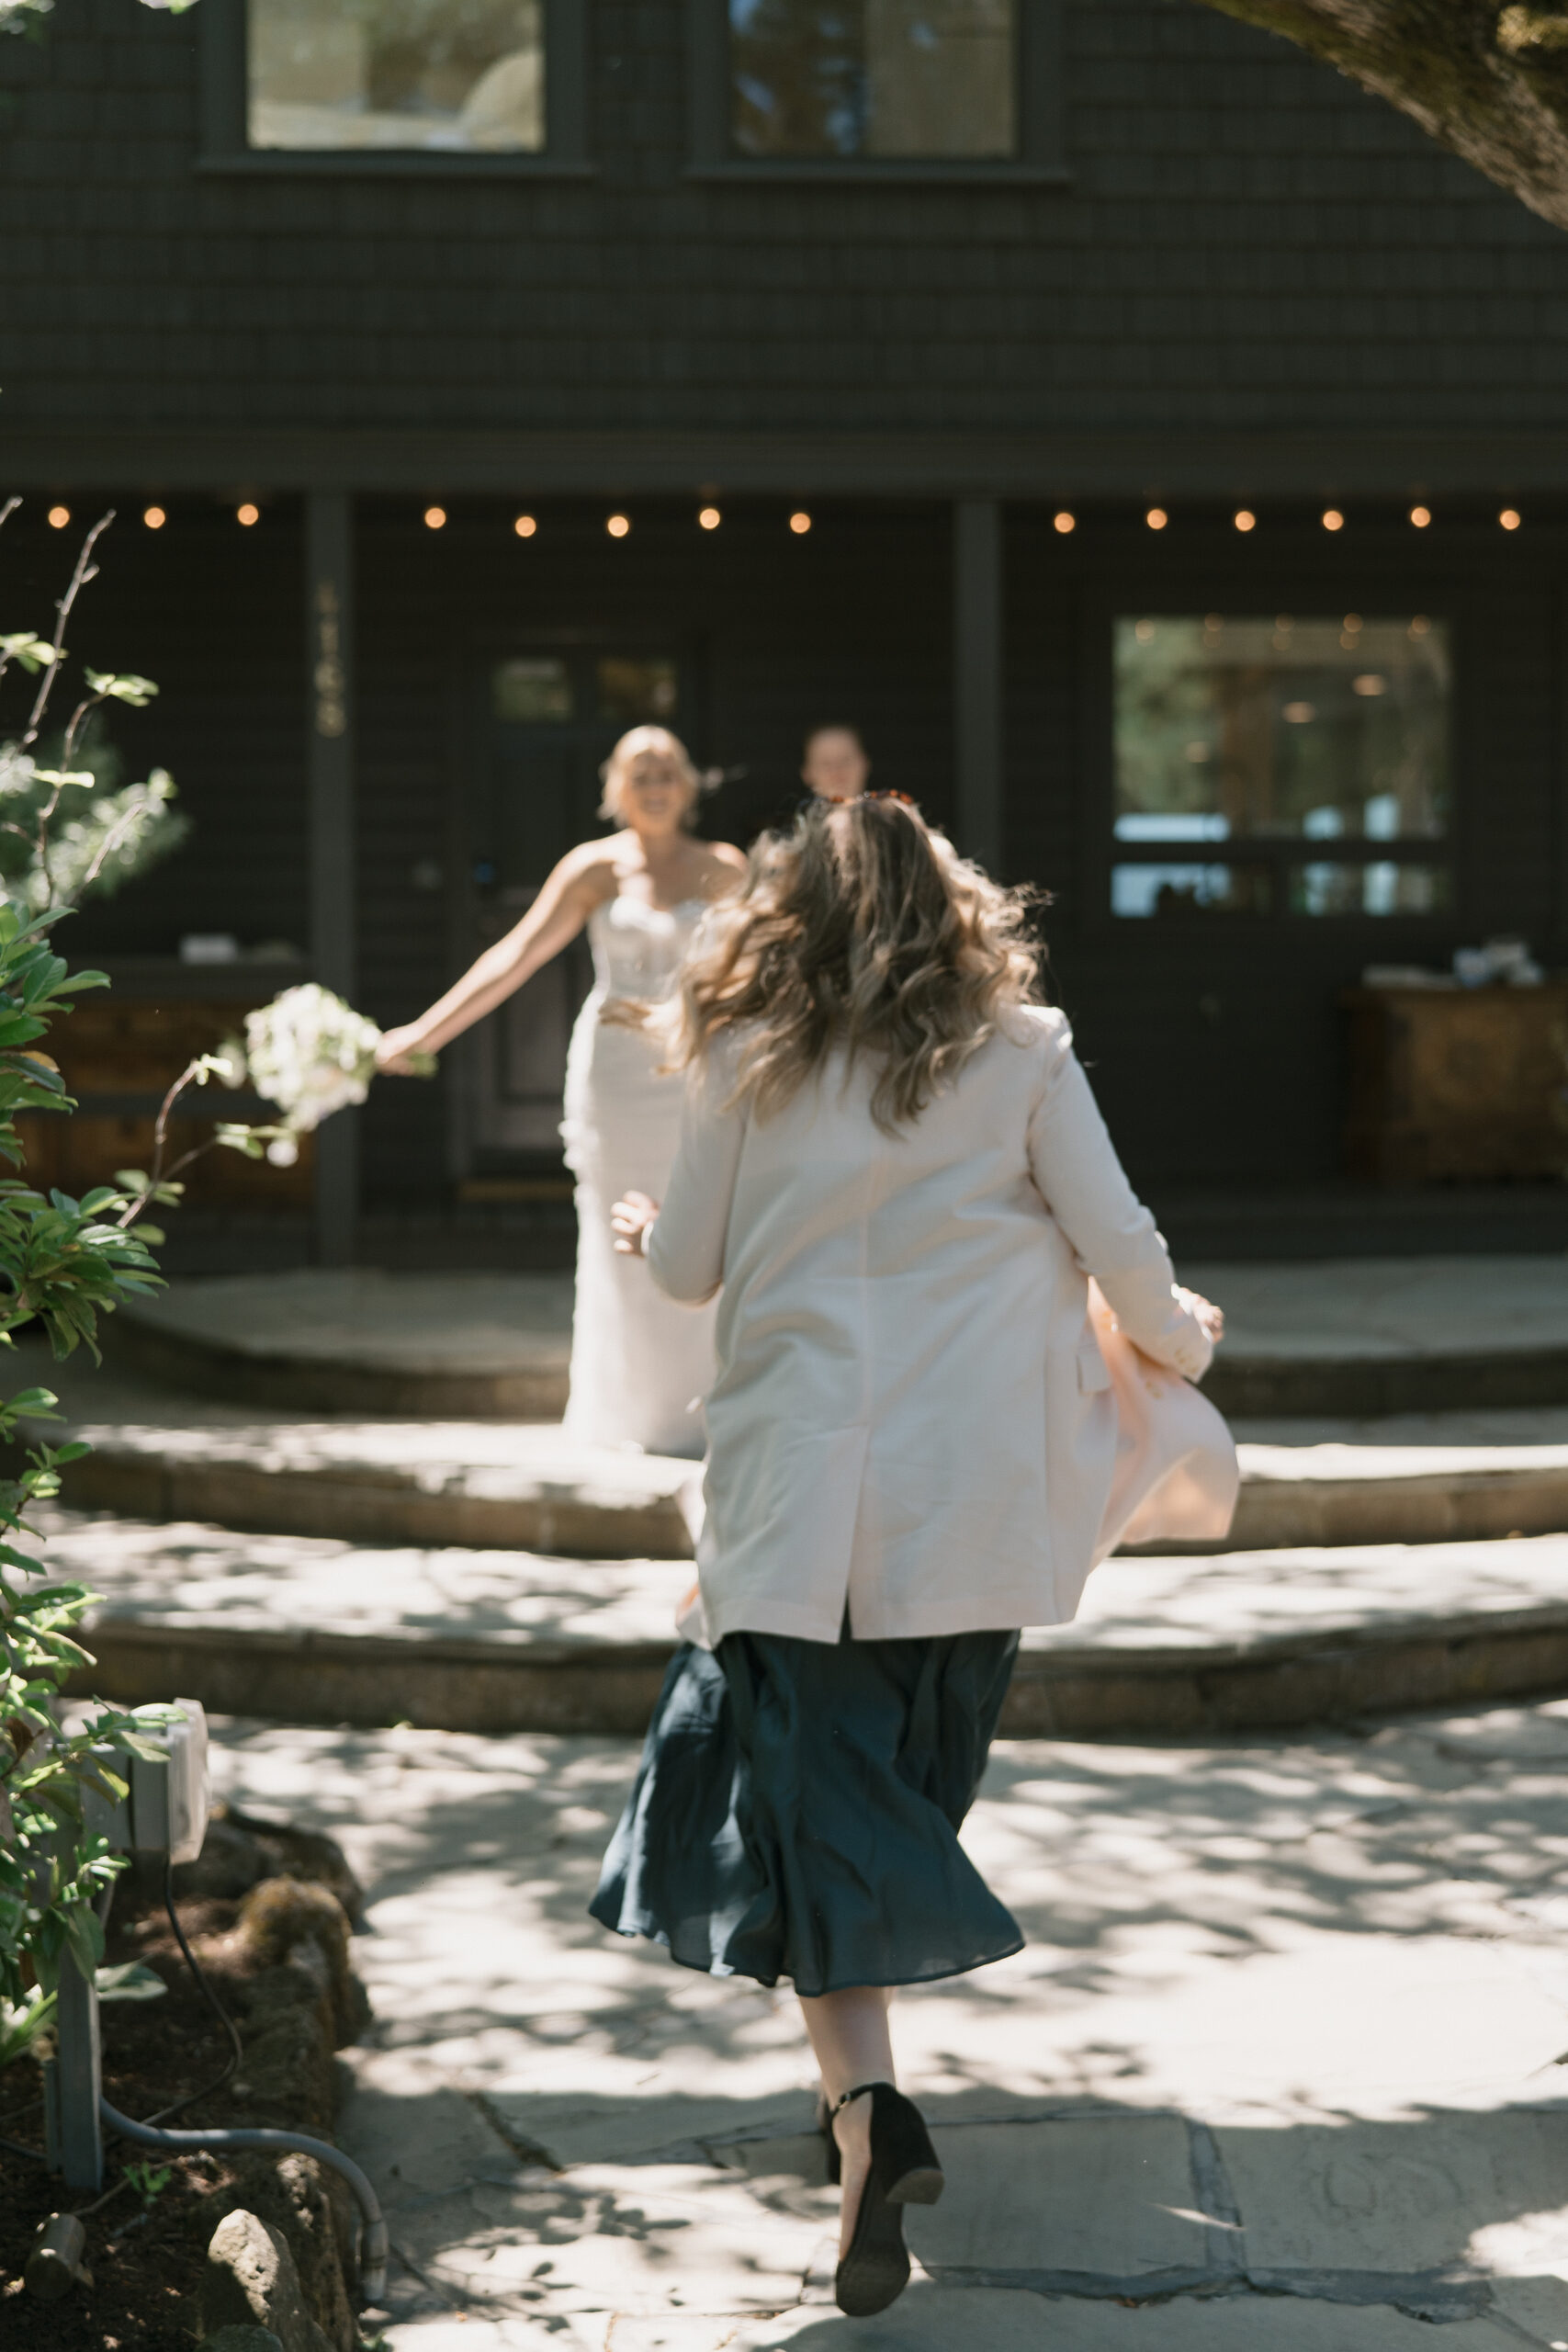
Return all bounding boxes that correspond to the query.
[513,514,536,538]
[698,506,722,531]
[789,511,812,535]
[606,513,630,538]
[1409,504,1431,528]
[1234,509,1256,534]
[423,505,446,530]
[1321,508,1344,533]
[236,503,260,527]
[47,505,70,529]
[143,505,166,530]
[1053,510,1076,536]
[1145,507,1168,531]
[1500,507,1522,531]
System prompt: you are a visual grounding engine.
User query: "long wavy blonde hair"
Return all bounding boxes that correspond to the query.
[666,796,1043,1131]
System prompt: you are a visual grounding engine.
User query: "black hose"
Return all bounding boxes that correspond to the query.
[98,2098,388,2303]
[0,2130,47,2163]
[134,1860,243,2129]
[94,1863,387,2305]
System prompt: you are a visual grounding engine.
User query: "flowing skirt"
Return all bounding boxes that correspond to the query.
[591,1621,1022,1996]
[559,998,716,1460]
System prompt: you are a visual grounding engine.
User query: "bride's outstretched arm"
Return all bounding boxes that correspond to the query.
[377,845,610,1073]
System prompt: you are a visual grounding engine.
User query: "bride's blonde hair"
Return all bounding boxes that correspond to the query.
[668,796,1042,1131]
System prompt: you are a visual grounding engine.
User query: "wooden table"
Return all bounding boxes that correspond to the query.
[1342,981,1568,1183]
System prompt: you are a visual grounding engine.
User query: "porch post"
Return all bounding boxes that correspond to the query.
[305,491,357,1267]
[953,498,1004,876]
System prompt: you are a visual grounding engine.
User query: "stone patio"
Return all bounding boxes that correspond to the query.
[206,1694,1568,2348]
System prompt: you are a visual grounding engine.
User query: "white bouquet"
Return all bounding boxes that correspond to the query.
[228,983,432,1167]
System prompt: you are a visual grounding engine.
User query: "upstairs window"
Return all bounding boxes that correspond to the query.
[248,0,545,152]
[199,0,586,173]
[1111,614,1453,918]
[688,0,1064,181]
[730,2,1016,161]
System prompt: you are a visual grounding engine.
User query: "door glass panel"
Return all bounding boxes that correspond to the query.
[730,1,1016,161]
[493,655,574,723]
[597,657,679,724]
[249,0,545,153]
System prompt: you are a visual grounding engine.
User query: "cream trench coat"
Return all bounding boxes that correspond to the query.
[648,1005,1214,1646]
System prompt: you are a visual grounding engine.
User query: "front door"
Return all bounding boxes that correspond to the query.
[464,646,683,1165]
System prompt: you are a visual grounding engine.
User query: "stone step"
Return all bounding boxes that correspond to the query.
[55,1507,1568,1742]
[1191,1253,1568,1419]
[115,1269,574,1419]
[114,1256,1568,1424]
[60,1419,698,1560]
[47,1404,1568,1559]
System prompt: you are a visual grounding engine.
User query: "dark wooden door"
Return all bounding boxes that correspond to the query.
[465,646,682,1163]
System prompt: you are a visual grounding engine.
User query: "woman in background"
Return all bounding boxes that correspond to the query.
[596,795,1224,2314]
[377,726,744,1457]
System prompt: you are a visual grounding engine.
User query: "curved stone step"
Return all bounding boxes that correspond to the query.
[51,1415,1568,1560]
[1192,1255,1568,1419]
[114,1257,1568,1425]
[115,1270,573,1419]
[60,1421,698,1562]
[56,1509,1568,1742]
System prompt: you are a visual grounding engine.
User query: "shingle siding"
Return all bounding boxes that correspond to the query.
[5,0,1568,443]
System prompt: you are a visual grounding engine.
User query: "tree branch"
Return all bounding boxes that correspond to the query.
[1197,1,1568,232]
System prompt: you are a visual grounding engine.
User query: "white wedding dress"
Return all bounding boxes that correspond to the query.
[559,895,716,1458]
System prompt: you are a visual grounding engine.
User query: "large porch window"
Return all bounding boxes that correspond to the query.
[1111,613,1452,918]
[248,0,545,152]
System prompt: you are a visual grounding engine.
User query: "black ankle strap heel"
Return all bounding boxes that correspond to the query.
[831,2081,944,2317]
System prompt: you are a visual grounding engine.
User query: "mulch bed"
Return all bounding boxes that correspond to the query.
[0,1826,366,2350]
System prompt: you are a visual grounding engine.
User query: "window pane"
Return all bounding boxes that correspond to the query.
[493,656,573,723]
[1286,863,1451,918]
[597,659,679,724]
[1111,865,1272,919]
[249,0,545,153]
[730,1,1015,160]
[1113,615,1451,843]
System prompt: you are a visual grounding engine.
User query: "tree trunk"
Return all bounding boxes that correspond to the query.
[1197,3,1568,232]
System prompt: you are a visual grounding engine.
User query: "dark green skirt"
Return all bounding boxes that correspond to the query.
[589,1622,1022,1996]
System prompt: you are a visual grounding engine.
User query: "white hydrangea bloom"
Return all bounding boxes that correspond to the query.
[243,983,384,1134]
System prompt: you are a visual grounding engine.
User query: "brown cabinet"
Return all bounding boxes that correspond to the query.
[1343,983,1568,1182]
[14,962,314,1208]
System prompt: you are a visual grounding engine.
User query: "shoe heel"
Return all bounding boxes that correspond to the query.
[874,2086,943,2204]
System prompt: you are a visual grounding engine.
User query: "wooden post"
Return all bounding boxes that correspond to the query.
[306,492,357,1267]
[51,1947,104,2190]
[953,499,1004,876]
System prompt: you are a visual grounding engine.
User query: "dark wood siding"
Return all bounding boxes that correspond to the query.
[3,1,1568,445]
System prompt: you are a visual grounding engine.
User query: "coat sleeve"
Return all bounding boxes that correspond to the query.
[1024,1016,1213,1382]
[645,1045,748,1306]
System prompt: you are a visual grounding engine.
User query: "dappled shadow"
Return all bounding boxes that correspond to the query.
[207,1707,1568,2335]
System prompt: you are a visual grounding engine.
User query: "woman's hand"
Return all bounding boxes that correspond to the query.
[1178,1287,1224,1346]
[376,1024,429,1077]
[612,1190,660,1257]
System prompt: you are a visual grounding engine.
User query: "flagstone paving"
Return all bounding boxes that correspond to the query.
[205,1696,1568,2348]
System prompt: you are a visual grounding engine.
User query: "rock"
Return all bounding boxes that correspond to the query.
[230,1807,366,1925]
[220,2153,358,2352]
[207,2330,285,2352]
[172,1804,366,1922]
[201,2209,333,2352]
[235,1877,363,2044]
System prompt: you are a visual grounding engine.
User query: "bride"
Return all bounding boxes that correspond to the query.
[376,726,745,1457]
